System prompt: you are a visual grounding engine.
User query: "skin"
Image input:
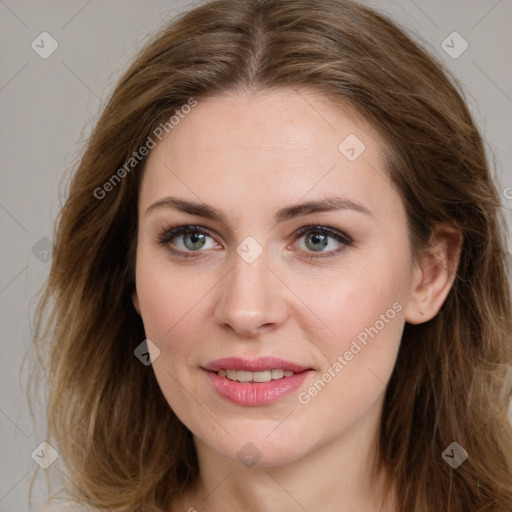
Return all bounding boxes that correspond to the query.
[132,87,461,512]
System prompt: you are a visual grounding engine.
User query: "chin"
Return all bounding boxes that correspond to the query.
[198,427,316,469]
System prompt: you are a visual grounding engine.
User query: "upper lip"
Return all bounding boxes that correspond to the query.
[203,357,312,373]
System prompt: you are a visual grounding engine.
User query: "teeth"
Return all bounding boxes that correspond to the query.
[217,369,296,382]
[236,370,252,382]
[271,369,284,379]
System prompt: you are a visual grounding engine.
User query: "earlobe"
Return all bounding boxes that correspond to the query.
[405,225,462,325]
[132,289,141,316]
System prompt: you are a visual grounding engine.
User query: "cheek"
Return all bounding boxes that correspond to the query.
[292,277,405,441]
[295,258,407,347]
[134,252,205,350]
[291,251,408,402]
[134,255,211,417]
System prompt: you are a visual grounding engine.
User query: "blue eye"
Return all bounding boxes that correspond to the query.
[158,225,217,255]
[157,224,353,259]
[293,225,352,257]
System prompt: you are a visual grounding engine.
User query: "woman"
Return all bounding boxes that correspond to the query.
[32,0,512,510]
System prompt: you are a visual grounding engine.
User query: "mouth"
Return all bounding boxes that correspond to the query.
[203,356,312,374]
[216,368,296,383]
[202,357,313,406]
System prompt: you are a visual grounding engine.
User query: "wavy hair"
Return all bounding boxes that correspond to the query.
[30,0,512,510]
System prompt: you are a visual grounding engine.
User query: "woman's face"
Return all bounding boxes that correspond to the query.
[133,88,418,468]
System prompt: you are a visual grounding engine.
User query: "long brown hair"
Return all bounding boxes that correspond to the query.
[30,0,512,510]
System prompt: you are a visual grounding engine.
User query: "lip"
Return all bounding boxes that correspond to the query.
[202,357,314,407]
[203,356,311,373]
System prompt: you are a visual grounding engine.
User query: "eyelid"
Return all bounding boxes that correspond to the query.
[156,224,217,245]
[289,224,353,259]
[156,223,353,258]
[156,224,222,258]
[293,224,352,244]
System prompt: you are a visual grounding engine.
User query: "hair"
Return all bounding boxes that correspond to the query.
[30,0,512,510]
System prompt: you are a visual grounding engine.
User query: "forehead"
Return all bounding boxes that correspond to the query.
[139,87,399,222]
[151,87,375,158]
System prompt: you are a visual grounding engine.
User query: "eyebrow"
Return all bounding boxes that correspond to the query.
[145,196,372,223]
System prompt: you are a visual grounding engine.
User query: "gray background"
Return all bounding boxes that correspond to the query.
[1,1,511,510]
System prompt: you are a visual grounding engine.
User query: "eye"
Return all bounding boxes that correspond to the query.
[293,225,353,258]
[157,225,219,256]
[156,223,353,259]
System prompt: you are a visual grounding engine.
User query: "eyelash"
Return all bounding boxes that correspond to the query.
[156,224,353,260]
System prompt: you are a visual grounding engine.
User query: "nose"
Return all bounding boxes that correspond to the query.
[213,248,289,338]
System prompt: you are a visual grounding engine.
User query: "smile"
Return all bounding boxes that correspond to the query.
[202,357,313,406]
[217,368,295,382]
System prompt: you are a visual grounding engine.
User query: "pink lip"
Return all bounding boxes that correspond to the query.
[203,356,311,373]
[202,357,313,407]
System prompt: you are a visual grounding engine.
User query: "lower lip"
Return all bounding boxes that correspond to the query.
[204,370,312,406]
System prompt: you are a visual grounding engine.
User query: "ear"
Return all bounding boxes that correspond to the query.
[132,289,141,316]
[405,224,462,325]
